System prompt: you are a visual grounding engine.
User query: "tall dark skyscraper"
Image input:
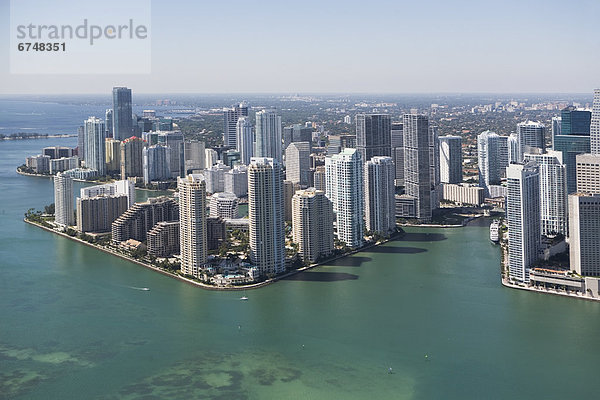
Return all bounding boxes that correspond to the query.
[356,114,391,161]
[112,87,133,141]
[223,102,249,148]
[403,114,431,221]
[560,106,591,136]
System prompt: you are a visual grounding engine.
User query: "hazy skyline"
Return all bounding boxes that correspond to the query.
[1,0,599,94]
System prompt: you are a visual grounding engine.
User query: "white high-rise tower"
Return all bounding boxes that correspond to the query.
[364,156,396,237]
[591,89,600,154]
[54,172,74,227]
[83,116,106,175]
[255,109,282,163]
[438,135,462,184]
[236,116,254,165]
[178,174,208,278]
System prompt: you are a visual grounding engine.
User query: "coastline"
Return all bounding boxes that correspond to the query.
[1,134,77,140]
[501,279,600,303]
[24,218,401,291]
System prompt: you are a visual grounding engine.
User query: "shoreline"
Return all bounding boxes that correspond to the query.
[16,168,172,189]
[501,279,600,303]
[24,218,400,291]
[1,134,77,141]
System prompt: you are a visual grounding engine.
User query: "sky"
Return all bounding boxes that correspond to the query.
[0,0,599,94]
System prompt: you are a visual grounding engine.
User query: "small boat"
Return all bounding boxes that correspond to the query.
[240,296,248,301]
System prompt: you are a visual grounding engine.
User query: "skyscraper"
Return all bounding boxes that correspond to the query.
[236,116,254,165]
[178,174,208,278]
[438,135,462,184]
[248,157,285,276]
[54,172,74,227]
[292,188,334,263]
[112,87,133,141]
[561,106,591,136]
[184,140,206,173]
[105,138,121,175]
[157,131,185,178]
[591,89,600,154]
[105,109,114,138]
[576,153,600,194]
[83,116,106,176]
[517,121,546,159]
[77,125,85,160]
[524,151,568,236]
[568,193,600,276]
[551,116,562,139]
[120,136,145,179]
[391,122,404,186]
[477,130,501,197]
[403,114,432,220]
[364,156,396,237]
[205,149,218,168]
[506,163,540,283]
[283,124,313,150]
[355,114,391,161]
[255,109,282,162]
[143,145,171,184]
[223,102,249,148]
[325,148,364,247]
[285,142,311,186]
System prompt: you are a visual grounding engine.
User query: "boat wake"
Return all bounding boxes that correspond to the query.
[129,286,150,291]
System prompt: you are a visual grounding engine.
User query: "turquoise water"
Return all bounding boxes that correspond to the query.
[2,137,600,399]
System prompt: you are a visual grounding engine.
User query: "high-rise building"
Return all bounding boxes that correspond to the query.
[283,124,313,150]
[204,161,231,194]
[76,194,129,233]
[26,154,50,173]
[355,114,391,161]
[157,131,185,178]
[313,166,326,192]
[223,102,249,148]
[105,109,114,138]
[236,117,254,165]
[438,135,462,184]
[54,172,74,227]
[561,106,591,136]
[283,180,301,222]
[80,180,135,208]
[77,125,85,160]
[591,89,600,154]
[255,109,282,162]
[184,140,206,173]
[568,193,600,276]
[143,145,171,184]
[391,122,404,186]
[105,138,121,175]
[49,157,78,175]
[551,116,562,139]
[576,153,600,194]
[120,136,145,179]
[112,196,179,243]
[478,130,502,197]
[364,156,396,237]
[517,121,546,159]
[223,149,241,168]
[285,142,311,186]
[209,192,239,220]
[403,114,432,220]
[325,148,364,247]
[224,165,248,197]
[207,217,227,251]
[506,163,541,283]
[178,174,208,278]
[507,133,520,164]
[83,116,106,175]
[205,148,218,168]
[43,146,74,159]
[292,188,334,263]
[112,87,133,141]
[147,221,180,257]
[524,151,568,236]
[248,157,285,276]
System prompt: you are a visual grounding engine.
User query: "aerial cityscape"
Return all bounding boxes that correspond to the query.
[2,0,600,399]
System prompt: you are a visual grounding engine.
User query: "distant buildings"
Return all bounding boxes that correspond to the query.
[43,146,74,159]
[83,116,106,176]
[143,145,171,184]
[120,136,145,179]
[205,148,218,168]
[403,114,432,221]
[184,140,205,173]
[105,109,113,138]
[178,174,208,278]
[54,173,74,227]
[157,131,185,178]
[283,124,313,150]
[568,193,600,276]
[364,156,396,237]
[112,196,179,243]
[25,154,50,173]
[507,163,541,283]
[292,188,334,263]
[438,135,462,184]
[356,114,391,161]
[224,165,248,197]
[223,102,248,148]
[112,87,133,141]
[49,157,78,175]
[255,109,282,162]
[325,148,364,247]
[517,121,546,159]
[248,157,285,276]
[204,161,231,194]
[209,192,239,220]
[285,142,311,186]
[236,116,254,165]
[590,89,600,154]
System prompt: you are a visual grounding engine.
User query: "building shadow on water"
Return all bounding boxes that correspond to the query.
[366,246,427,254]
[398,232,447,242]
[327,256,372,267]
[284,271,359,282]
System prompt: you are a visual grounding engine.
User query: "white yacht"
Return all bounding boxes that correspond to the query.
[489,220,500,243]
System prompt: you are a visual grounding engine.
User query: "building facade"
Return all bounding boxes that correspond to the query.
[438,135,462,184]
[364,156,396,237]
[209,192,239,220]
[285,141,311,186]
[356,114,391,162]
[236,116,254,165]
[178,174,208,278]
[292,188,334,263]
[111,196,179,243]
[83,116,106,175]
[403,114,432,220]
[569,193,600,276]
[255,109,282,162]
[112,87,133,141]
[54,172,74,226]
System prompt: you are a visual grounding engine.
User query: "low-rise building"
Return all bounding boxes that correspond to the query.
[442,183,485,206]
[147,221,180,257]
